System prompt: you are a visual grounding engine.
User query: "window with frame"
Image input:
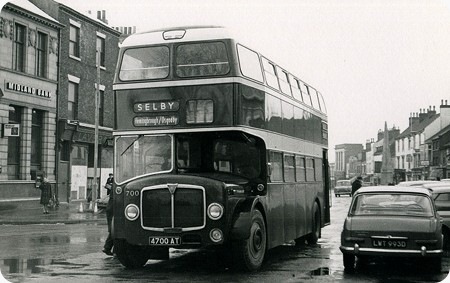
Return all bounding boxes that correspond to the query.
[269,151,283,182]
[14,23,26,72]
[96,36,105,67]
[8,106,21,180]
[284,154,295,182]
[299,82,312,106]
[277,67,291,95]
[36,32,48,78]
[68,82,79,120]
[176,42,230,77]
[31,110,43,180]
[295,156,306,182]
[290,76,304,102]
[237,44,263,82]
[69,24,80,58]
[315,158,323,181]
[261,58,279,90]
[306,158,315,181]
[186,99,214,124]
[98,90,104,126]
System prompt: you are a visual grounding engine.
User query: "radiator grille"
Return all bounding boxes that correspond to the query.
[141,184,205,231]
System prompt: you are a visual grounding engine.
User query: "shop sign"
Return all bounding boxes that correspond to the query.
[6,82,51,98]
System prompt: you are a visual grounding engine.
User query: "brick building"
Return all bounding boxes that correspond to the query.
[0,0,62,200]
[29,0,121,202]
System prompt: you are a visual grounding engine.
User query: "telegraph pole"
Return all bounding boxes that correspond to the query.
[92,48,100,213]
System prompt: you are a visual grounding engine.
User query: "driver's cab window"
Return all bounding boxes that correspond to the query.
[214,140,260,179]
[176,137,201,169]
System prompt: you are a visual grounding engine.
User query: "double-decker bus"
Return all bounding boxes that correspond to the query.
[112,26,330,271]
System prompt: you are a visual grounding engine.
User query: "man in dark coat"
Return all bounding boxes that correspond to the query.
[39,177,52,214]
[103,175,114,256]
[351,176,363,196]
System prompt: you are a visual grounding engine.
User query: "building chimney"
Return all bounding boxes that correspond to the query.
[440,99,450,130]
[97,10,101,20]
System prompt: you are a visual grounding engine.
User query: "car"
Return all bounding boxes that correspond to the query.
[396,180,441,187]
[429,185,450,248]
[335,180,352,197]
[340,186,443,271]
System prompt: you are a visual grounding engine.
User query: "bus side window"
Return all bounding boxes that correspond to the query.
[269,151,283,182]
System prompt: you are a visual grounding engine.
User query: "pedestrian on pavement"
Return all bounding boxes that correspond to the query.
[103,177,114,256]
[351,176,363,196]
[105,173,113,195]
[38,177,52,214]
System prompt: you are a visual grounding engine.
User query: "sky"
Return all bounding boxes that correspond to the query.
[3,0,450,162]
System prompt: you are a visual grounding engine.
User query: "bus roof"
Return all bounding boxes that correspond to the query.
[120,26,234,48]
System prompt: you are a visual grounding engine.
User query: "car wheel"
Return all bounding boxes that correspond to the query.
[306,202,321,244]
[343,254,355,270]
[114,239,149,269]
[335,194,338,197]
[232,209,267,271]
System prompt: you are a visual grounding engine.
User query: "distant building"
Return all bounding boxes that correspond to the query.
[424,101,450,180]
[0,0,63,200]
[29,0,121,202]
[334,144,363,180]
[395,106,438,181]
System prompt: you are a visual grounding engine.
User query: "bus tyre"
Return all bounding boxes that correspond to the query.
[232,209,266,271]
[114,239,148,269]
[306,202,321,244]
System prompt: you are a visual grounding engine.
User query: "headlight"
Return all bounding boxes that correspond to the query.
[124,204,139,221]
[207,203,224,220]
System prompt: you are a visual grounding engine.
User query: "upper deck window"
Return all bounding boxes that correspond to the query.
[176,42,230,77]
[119,46,170,81]
[262,58,279,90]
[237,44,263,82]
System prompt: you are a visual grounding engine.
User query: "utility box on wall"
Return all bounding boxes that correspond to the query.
[3,124,20,137]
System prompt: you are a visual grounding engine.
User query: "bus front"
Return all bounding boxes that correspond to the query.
[112,27,267,270]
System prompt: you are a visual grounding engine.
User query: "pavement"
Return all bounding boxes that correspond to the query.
[0,199,106,225]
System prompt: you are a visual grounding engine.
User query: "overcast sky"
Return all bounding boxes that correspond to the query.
[4,0,450,162]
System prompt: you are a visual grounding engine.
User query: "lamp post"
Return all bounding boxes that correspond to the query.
[92,48,101,213]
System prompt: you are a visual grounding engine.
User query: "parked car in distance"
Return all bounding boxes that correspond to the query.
[335,180,352,197]
[340,186,443,271]
[397,180,441,187]
[429,185,450,248]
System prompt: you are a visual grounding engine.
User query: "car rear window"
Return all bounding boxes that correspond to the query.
[337,180,351,186]
[351,193,433,217]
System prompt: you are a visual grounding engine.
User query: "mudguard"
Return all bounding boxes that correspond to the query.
[230,197,261,240]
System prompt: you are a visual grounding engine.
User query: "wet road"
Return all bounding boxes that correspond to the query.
[0,196,449,282]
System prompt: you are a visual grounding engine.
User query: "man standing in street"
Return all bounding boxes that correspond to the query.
[103,174,114,256]
[351,176,363,196]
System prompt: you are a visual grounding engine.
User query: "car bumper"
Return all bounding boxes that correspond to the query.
[340,244,443,257]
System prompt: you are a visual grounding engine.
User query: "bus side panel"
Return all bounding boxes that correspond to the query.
[283,183,297,242]
[304,184,317,235]
[295,183,307,238]
[266,183,285,249]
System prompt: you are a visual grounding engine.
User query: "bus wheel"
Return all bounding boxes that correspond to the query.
[114,239,148,269]
[233,209,267,271]
[306,202,321,244]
